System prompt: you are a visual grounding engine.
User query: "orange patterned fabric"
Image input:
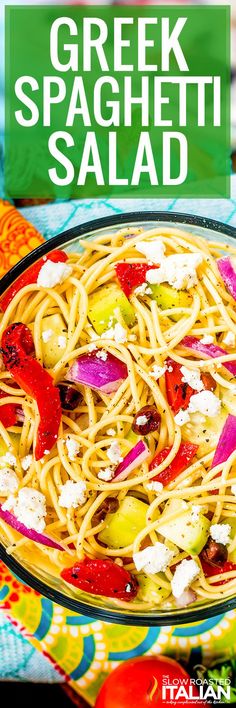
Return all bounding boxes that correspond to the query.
[0,199,44,277]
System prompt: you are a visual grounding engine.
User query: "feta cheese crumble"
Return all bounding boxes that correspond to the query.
[174,409,190,426]
[136,415,148,426]
[133,542,174,574]
[37,261,72,288]
[96,350,108,361]
[21,455,33,471]
[103,322,127,344]
[200,334,214,344]
[88,343,98,352]
[180,365,204,392]
[0,468,19,494]
[210,523,231,545]
[1,452,17,467]
[2,488,46,533]
[150,364,166,379]
[223,332,236,348]
[65,437,80,461]
[59,480,87,508]
[107,442,123,465]
[188,390,221,417]
[107,428,116,437]
[58,336,67,349]
[135,239,165,264]
[42,329,53,343]
[146,481,163,493]
[171,559,200,599]
[98,467,115,481]
[134,283,149,297]
[146,253,203,290]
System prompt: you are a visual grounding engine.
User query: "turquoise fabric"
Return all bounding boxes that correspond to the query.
[1,181,236,680]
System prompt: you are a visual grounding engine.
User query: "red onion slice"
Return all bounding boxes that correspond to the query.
[211,414,236,468]
[218,257,236,301]
[113,440,150,482]
[67,351,128,394]
[0,504,69,552]
[181,336,236,377]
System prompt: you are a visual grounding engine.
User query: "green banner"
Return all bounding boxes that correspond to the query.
[5,5,231,199]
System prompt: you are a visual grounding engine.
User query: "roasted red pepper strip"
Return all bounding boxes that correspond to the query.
[149,442,198,486]
[115,263,158,298]
[61,557,138,601]
[1,323,61,460]
[0,250,68,312]
[165,358,194,414]
[201,559,236,585]
[0,389,17,428]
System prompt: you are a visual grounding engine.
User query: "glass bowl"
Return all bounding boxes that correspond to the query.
[1,210,236,626]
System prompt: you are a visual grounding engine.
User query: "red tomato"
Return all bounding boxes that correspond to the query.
[95,656,206,708]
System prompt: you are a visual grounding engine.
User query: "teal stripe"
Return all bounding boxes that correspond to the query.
[109,627,160,661]
[0,584,9,601]
[66,615,94,625]
[33,598,53,640]
[173,614,224,637]
[70,635,95,680]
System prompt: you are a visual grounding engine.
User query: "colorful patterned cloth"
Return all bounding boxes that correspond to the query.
[1,190,236,703]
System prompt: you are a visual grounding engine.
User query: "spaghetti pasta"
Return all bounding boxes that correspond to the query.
[1,224,236,609]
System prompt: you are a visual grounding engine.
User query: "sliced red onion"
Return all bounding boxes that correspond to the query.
[181,336,236,376]
[113,440,150,482]
[211,414,236,468]
[66,351,128,394]
[0,504,68,552]
[176,588,197,607]
[218,257,236,301]
[16,407,25,423]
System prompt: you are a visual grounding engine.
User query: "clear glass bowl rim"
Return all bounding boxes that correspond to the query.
[1,209,236,626]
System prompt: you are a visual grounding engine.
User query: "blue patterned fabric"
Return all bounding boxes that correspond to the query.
[1,179,236,680]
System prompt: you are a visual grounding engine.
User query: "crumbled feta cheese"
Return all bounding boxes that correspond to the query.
[103,322,127,344]
[133,542,174,574]
[1,452,17,467]
[0,468,19,494]
[146,481,163,493]
[42,329,53,343]
[65,437,80,461]
[59,480,87,508]
[191,505,201,522]
[210,523,231,545]
[188,390,221,417]
[146,253,203,290]
[44,450,50,455]
[150,364,166,379]
[223,332,236,348]
[98,467,115,481]
[134,283,149,296]
[136,415,148,426]
[88,343,98,352]
[96,350,108,361]
[171,559,200,599]
[231,484,236,496]
[107,428,116,437]
[180,365,204,392]
[174,409,190,426]
[107,442,123,465]
[3,488,46,533]
[37,261,72,288]
[167,364,173,372]
[135,239,166,264]
[129,334,137,342]
[58,336,67,349]
[200,334,214,344]
[21,455,33,471]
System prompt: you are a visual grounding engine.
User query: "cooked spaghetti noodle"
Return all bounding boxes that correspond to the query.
[1,224,236,609]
